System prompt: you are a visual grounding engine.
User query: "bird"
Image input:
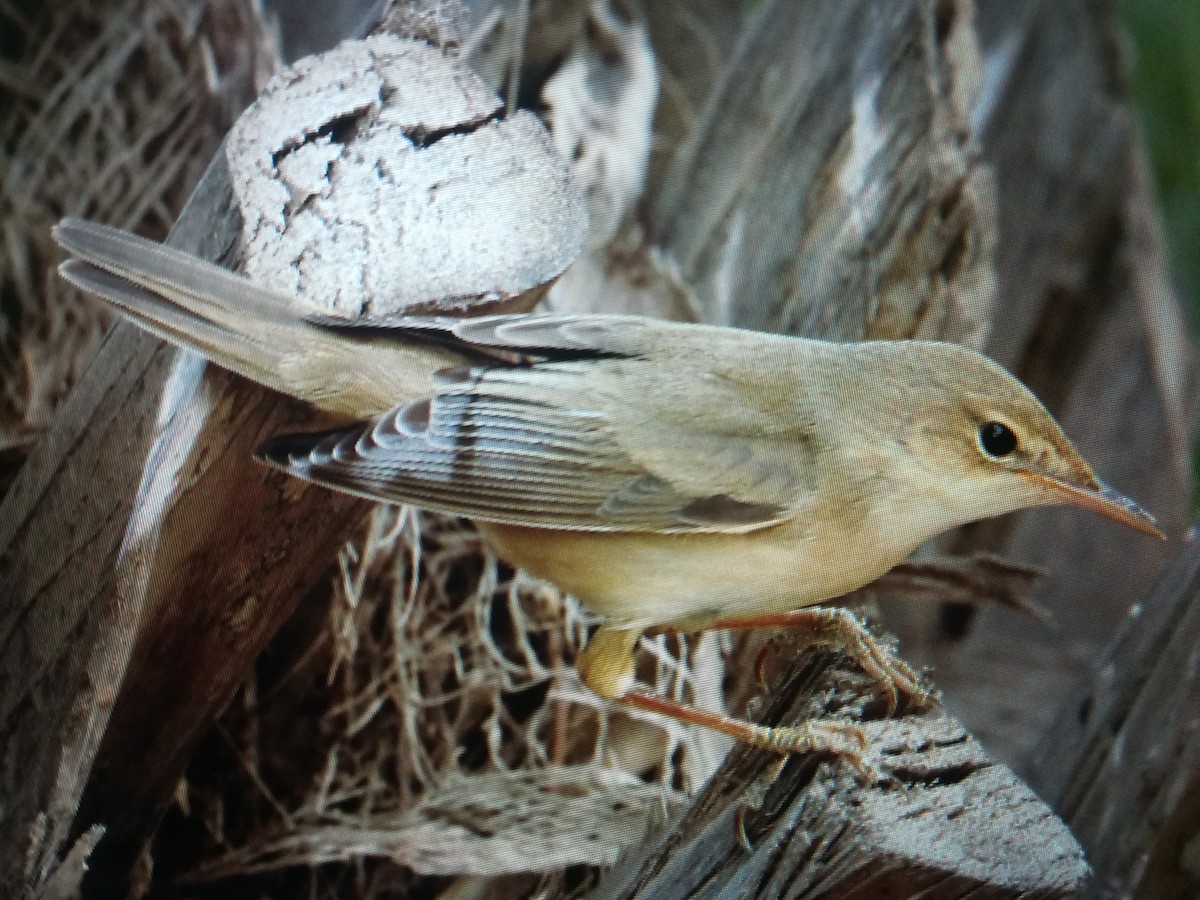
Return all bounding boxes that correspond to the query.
[54,217,1163,764]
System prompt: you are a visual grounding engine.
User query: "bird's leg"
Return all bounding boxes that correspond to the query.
[575,623,642,701]
[576,623,871,773]
[618,691,870,771]
[708,607,931,715]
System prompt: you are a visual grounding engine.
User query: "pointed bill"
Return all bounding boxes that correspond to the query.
[1022,472,1164,539]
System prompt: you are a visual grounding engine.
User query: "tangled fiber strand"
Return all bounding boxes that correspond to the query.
[175,506,705,895]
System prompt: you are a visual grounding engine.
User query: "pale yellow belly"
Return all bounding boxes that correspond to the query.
[478,519,903,630]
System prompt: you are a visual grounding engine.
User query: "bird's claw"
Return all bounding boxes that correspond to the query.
[750,609,934,716]
[754,719,879,782]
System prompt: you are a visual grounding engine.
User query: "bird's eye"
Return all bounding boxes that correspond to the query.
[978,421,1018,458]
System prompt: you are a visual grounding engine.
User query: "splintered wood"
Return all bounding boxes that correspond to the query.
[0,1,274,894]
[651,0,996,347]
[1028,526,1200,897]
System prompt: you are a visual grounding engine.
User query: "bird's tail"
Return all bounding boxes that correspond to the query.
[54,218,313,398]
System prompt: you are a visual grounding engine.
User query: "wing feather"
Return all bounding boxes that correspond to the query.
[259,357,802,533]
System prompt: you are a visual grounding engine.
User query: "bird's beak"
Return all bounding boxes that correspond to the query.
[1019,471,1164,539]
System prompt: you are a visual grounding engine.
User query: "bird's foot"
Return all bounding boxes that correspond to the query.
[714,607,932,716]
[746,719,876,780]
[620,690,877,779]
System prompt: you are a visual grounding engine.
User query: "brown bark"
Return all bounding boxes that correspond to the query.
[0,159,260,896]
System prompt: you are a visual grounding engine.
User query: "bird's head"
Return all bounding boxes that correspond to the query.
[844,340,1163,539]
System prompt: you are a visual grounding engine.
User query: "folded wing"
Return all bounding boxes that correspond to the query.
[259,356,803,534]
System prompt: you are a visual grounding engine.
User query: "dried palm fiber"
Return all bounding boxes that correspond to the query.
[177,506,705,892]
[0,0,277,497]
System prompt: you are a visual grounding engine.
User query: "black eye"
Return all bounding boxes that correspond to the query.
[979,421,1018,458]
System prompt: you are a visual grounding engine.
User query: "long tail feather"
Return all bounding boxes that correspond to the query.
[53,218,486,415]
[54,219,312,395]
[54,218,298,328]
[59,259,282,385]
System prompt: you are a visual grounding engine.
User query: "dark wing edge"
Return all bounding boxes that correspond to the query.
[303,312,678,365]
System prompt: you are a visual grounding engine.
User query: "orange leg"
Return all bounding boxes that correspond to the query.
[707,606,932,715]
[620,690,870,774]
[576,623,872,773]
